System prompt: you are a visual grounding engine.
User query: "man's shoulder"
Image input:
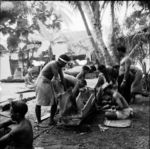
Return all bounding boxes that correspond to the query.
[47,60,56,65]
[11,119,32,133]
[44,61,57,68]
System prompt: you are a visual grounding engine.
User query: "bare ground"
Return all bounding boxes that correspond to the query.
[1,81,149,149]
[31,97,150,149]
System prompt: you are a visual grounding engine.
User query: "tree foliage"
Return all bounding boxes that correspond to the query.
[138,1,150,11]
[0,1,63,55]
[125,10,149,33]
[0,1,150,69]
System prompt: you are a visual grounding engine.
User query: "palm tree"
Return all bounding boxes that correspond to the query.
[28,1,77,61]
[138,1,150,10]
[36,19,69,61]
[109,1,118,63]
[75,1,105,64]
[82,1,114,66]
[67,1,106,65]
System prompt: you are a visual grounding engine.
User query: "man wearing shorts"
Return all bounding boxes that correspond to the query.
[35,54,70,126]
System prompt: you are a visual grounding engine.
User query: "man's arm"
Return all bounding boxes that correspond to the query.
[59,68,67,91]
[0,119,14,129]
[123,57,131,82]
[76,71,84,80]
[94,73,106,89]
[0,131,12,148]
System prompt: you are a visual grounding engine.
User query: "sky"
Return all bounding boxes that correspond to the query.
[60,2,129,31]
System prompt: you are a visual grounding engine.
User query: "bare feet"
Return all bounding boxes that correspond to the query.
[36,122,49,128]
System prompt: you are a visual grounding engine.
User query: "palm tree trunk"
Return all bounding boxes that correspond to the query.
[0,52,1,80]
[83,1,113,66]
[109,1,119,64]
[124,1,129,25]
[76,1,105,64]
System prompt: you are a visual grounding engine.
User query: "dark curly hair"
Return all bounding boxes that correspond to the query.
[117,46,126,53]
[89,65,97,73]
[10,101,28,117]
[98,65,106,72]
[82,65,90,72]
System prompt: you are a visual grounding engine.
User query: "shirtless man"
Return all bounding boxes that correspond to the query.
[117,46,143,103]
[0,101,33,149]
[117,46,134,103]
[104,85,133,120]
[35,54,71,126]
[24,68,34,88]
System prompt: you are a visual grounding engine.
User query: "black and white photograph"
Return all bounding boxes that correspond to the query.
[0,1,150,149]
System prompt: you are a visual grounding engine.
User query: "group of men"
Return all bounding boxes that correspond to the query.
[95,46,143,120]
[0,45,144,148]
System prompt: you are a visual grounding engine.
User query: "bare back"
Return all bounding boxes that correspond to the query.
[40,61,60,81]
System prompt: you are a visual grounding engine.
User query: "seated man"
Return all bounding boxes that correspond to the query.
[118,51,143,103]
[24,70,34,87]
[104,84,133,120]
[58,80,87,117]
[95,82,113,111]
[0,101,33,149]
[94,72,107,89]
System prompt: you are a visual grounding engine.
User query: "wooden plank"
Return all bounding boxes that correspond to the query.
[16,89,35,94]
[0,96,36,111]
[0,98,16,104]
[0,113,10,118]
[0,111,11,124]
[41,113,50,121]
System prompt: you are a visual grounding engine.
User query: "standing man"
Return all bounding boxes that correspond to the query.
[117,46,134,103]
[35,54,71,126]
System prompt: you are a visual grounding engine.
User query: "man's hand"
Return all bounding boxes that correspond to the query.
[120,79,126,89]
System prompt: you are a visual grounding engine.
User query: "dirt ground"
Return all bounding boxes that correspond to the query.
[31,98,149,149]
[0,81,150,149]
